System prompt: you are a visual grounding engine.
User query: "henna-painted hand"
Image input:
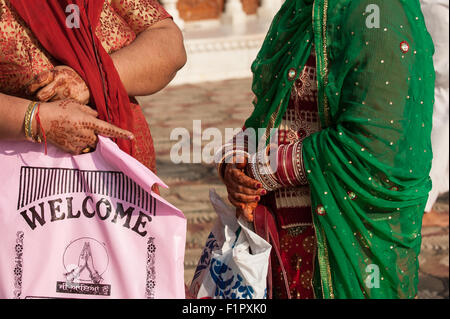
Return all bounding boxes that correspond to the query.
[37,99,134,155]
[224,156,266,222]
[27,66,90,105]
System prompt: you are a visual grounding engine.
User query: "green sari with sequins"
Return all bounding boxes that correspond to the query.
[245,0,435,298]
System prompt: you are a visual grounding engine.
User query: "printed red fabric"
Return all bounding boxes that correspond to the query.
[10,0,157,176]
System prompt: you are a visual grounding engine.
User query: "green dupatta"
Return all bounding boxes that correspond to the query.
[246,0,435,299]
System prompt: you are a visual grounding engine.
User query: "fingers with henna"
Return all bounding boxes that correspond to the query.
[91,119,134,140]
[228,192,258,219]
[225,174,266,196]
[228,194,246,211]
[243,203,257,222]
[228,189,260,203]
[49,86,72,102]
[29,66,90,104]
[234,155,248,170]
[36,78,72,102]
[36,79,62,102]
[225,167,266,195]
[228,195,254,222]
[86,133,98,149]
[27,69,55,95]
[76,103,98,118]
[241,208,255,223]
[230,167,261,189]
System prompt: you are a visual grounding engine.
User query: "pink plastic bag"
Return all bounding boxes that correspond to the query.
[0,137,186,299]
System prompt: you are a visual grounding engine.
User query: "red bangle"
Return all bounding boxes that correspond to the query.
[285,143,297,186]
[275,144,290,187]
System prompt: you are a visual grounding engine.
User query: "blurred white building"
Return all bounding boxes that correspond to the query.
[160,0,283,85]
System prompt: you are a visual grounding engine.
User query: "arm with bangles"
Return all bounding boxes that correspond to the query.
[0,93,134,154]
[246,141,309,191]
[217,135,308,222]
[8,18,186,154]
[216,133,266,222]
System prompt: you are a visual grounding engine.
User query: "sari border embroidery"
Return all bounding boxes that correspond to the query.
[312,0,334,299]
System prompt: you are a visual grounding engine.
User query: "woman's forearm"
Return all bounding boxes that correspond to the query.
[0,93,30,141]
[111,19,187,97]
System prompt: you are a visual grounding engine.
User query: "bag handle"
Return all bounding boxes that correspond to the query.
[268,227,291,299]
[253,205,291,299]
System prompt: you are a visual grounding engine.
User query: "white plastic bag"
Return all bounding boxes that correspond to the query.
[189,189,271,299]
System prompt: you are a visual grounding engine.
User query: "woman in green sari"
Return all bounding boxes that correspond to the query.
[218,0,435,298]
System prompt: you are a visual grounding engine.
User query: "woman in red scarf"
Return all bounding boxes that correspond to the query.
[0,0,186,177]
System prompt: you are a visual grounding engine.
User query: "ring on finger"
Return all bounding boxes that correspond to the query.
[81,147,92,154]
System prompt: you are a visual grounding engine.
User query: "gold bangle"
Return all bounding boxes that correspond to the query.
[29,102,42,144]
[24,101,37,142]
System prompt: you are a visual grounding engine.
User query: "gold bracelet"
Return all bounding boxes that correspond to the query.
[24,101,42,143]
[31,103,42,143]
[24,101,37,142]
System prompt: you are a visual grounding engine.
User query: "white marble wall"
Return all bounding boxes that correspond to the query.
[159,0,184,29]
[160,0,283,30]
[160,0,283,85]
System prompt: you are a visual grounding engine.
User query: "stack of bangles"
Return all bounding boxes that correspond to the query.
[246,144,283,192]
[275,142,309,187]
[246,142,309,192]
[217,141,309,192]
[24,101,48,153]
[216,140,249,182]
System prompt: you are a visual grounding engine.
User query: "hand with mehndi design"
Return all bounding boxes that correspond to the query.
[27,66,90,105]
[224,156,266,223]
[36,99,134,155]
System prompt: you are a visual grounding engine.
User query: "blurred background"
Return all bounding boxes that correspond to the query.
[138,1,449,299]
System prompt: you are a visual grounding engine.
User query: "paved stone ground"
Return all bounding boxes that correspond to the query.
[138,78,449,299]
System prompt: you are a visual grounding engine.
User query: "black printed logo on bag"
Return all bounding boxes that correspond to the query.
[17,167,156,237]
[56,237,111,296]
